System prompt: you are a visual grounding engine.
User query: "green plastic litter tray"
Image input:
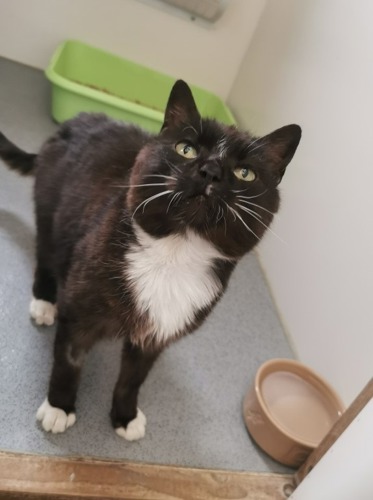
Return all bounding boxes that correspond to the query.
[46,40,236,133]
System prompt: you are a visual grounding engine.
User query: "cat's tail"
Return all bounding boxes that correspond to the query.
[0,132,37,175]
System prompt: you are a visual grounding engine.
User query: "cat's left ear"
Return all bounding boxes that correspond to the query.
[260,124,302,183]
[161,80,201,131]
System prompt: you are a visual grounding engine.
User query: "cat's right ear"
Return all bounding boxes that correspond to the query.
[259,124,302,183]
[161,80,201,131]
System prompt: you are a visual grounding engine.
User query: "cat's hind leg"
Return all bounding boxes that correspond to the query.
[29,266,57,326]
[111,342,159,441]
[30,214,57,326]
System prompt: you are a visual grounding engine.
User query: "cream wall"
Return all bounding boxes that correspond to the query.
[0,0,266,99]
[228,0,373,405]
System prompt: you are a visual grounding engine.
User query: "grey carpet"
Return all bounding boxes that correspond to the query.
[0,57,293,473]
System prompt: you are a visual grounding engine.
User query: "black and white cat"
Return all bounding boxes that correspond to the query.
[0,80,301,440]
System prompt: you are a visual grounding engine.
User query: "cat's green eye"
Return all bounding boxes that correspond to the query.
[175,142,198,159]
[234,167,256,182]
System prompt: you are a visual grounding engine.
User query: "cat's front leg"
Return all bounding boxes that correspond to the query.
[111,341,159,441]
[36,316,87,433]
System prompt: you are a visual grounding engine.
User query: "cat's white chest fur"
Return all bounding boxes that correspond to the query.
[126,224,227,344]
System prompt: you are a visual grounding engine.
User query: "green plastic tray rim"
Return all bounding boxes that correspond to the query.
[45,40,236,132]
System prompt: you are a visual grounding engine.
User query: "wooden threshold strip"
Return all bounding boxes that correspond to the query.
[0,451,292,500]
[294,377,373,486]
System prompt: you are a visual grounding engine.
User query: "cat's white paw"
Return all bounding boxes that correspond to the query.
[29,297,57,326]
[115,408,147,441]
[36,398,76,433]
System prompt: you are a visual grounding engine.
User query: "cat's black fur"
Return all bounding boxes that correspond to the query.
[0,81,301,437]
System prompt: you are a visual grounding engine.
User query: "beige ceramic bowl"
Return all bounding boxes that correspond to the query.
[243,359,345,468]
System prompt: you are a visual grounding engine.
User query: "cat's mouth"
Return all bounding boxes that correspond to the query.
[184,182,215,200]
[205,184,213,196]
[180,184,225,228]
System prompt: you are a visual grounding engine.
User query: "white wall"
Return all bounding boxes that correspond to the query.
[290,399,373,499]
[0,0,266,100]
[228,0,373,405]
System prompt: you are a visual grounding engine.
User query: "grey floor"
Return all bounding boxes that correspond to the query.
[0,57,294,474]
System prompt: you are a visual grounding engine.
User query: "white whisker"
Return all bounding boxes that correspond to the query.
[223,202,260,240]
[164,159,181,174]
[144,174,177,181]
[166,191,183,214]
[216,205,225,224]
[174,192,183,207]
[225,202,237,222]
[235,203,286,243]
[183,125,199,136]
[132,190,173,219]
[247,140,270,155]
[216,196,228,234]
[235,189,268,200]
[236,198,277,217]
[235,203,263,220]
[115,183,167,189]
[245,136,268,155]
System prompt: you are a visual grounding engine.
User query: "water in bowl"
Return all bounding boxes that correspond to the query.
[261,371,340,445]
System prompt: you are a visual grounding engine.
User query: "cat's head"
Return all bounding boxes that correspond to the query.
[128,80,301,257]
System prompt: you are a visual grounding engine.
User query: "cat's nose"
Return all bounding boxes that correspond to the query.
[199,161,222,182]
